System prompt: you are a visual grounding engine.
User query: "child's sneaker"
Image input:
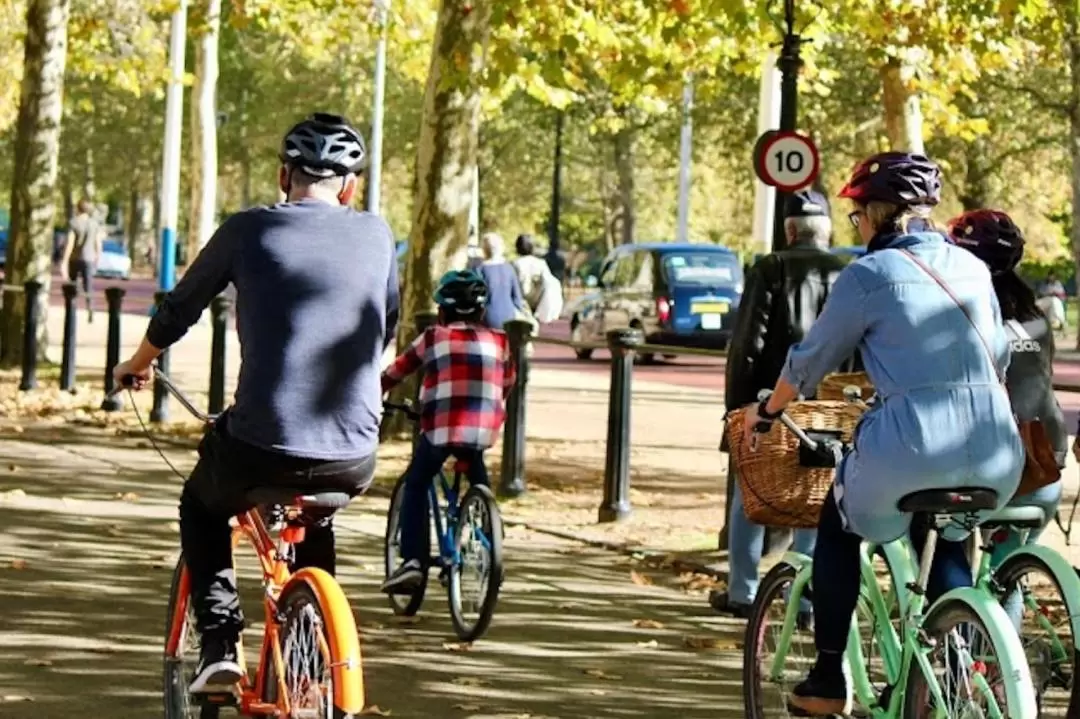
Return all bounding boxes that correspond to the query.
[189,636,243,693]
[381,559,424,594]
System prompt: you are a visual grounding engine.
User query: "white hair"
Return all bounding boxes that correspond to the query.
[481,232,505,260]
[784,215,832,247]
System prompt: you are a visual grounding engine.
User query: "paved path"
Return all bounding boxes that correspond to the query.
[0,429,745,718]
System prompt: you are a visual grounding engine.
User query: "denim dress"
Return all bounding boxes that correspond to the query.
[779,231,1025,544]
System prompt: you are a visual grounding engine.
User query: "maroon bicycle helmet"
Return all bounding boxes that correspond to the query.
[838,152,943,207]
[947,209,1025,276]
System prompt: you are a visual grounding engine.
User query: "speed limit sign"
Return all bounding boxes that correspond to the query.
[754,131,820,192]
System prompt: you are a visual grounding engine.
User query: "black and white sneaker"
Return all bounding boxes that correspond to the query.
[381,559,424,594]
[189,637,244,693]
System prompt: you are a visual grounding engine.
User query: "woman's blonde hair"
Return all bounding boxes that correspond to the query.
[480,232,504,260]
[864,201,938,234]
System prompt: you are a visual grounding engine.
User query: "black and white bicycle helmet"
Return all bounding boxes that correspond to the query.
[279,112,368,177]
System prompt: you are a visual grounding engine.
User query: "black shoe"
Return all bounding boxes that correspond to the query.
[189,636,243,693]
[708,591,752,618]
[381,559,424,594]
[788,660,851,716]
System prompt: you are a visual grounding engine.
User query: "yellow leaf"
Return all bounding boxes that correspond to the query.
[635,639,660,649]
[10,559,28,570]
[632,618,664,629]
[442,642,473,652]
[584,668,623,680]
[629,570,653,586]
[682,635,738,651]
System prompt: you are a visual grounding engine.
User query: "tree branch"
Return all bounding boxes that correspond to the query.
[986,77,1072,114]
[985,133,1068,175]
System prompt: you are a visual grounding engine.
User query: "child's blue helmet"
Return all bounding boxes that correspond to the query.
[433,269,489,316]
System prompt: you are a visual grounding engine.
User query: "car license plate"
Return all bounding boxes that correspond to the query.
[701,313,722,330]
[691,302,729,315]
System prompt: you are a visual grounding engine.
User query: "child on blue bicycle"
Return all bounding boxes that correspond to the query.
[380,269,516,594]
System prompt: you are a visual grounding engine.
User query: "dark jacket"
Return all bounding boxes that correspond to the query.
[725,241,858,411]
[1004,316,1068,468]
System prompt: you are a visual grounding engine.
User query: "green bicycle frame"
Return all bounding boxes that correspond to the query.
[768,540,1038,718]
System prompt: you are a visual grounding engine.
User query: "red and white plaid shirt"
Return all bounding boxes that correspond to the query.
[382,323,516,448]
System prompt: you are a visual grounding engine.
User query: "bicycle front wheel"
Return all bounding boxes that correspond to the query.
[163,556,220,719]
[384,473,429,616]
[448,484,504,641]
[263,571,365,718]
[744,561,816,718]
[904,598,1034,719]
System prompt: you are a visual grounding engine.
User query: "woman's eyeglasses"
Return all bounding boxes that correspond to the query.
[848,211,863,228]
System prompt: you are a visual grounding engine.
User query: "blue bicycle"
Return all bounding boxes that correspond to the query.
[382,402,504,641]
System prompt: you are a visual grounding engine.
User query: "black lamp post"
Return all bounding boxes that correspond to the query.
[546,110,565,281]
[768,0,818,252]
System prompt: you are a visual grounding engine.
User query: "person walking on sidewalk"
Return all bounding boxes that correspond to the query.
[61,198,104,323]
[477,231,527,331]
[711,189,857,620]
[112,113,398,694]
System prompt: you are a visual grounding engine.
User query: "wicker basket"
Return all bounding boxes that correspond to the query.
[816,371,874,402]
[725,401,860,528]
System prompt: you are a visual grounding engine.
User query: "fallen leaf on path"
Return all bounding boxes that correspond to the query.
[0,695,33,702]
[0,488,25,499]
[556,602,578,611]
[629,570,653,586]
[682,635,738,651]
[24,659,52,667]
[9,559,28,570]
[632,618,663,629]
[106,525,124,537]
[451,677,489,687]
[6,464,17,473]
[390,615,421,625]
[117,492,139,502]
[167,522,180,533]
[635,639,660,649]
[359,705,392,716]
[442,642,473,652]
[452,704,481,712]
[584,669,622,680]
[588,689,608,696]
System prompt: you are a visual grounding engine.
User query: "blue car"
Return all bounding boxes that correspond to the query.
[570,242,743,361]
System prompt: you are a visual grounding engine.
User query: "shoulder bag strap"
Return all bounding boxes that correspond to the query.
[898,248,1006,386]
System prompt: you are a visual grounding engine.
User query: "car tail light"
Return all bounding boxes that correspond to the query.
[656,296,671,324]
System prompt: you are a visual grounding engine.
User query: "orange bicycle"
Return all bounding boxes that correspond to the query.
[113,368,365,718]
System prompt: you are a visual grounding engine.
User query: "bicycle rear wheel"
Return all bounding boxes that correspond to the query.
[448,484,504,641]
[163,556,221,719]
[263,571,365,718]
[903,598,1031,718]
[994,552,1079,717]
[744,562,816,718]
[384,473,429,616]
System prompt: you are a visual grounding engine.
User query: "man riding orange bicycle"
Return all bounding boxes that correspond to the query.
[114,112,399,694]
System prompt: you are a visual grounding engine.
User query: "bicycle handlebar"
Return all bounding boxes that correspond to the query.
[384,401,420,421]
[110,365,217,425]
[755,384,869,453]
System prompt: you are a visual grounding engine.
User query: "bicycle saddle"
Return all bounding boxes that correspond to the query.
[897,488,998,514]
[246,487,352,510]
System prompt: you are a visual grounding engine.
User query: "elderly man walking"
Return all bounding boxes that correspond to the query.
[711,189,858,621]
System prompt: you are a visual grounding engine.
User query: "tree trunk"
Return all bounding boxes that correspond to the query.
[82,146,95,202]
[613,126,636,245]
[0,0,70,368]
[382,0,492,437]
[1065,0,1080,351]
[186,0,221,267]
[880,58,925,154]
[960,134,994,211]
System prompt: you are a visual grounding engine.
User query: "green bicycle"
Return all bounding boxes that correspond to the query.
[743,403,1042,718]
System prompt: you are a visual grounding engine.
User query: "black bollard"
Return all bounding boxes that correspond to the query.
[208,294,232,415]
[410,311,439,449]
[18,281,43,392]
[598,327,644,522]
[60,282,78,393]
[100,287,126,411]
[150,291,170,423]
[499,319,532,498]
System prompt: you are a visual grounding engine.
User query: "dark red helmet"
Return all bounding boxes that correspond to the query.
[838,152,943,206]
[947,210,1025,276]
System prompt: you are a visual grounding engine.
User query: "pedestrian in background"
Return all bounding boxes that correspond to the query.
[61,198,104,323]
[477,232,526,331]
[712,189,857,622]
[512,234,563,325]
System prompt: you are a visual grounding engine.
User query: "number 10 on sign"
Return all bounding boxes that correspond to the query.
[753,131,820,192]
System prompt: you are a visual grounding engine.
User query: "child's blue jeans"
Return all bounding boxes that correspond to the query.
[399,435,488,565]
